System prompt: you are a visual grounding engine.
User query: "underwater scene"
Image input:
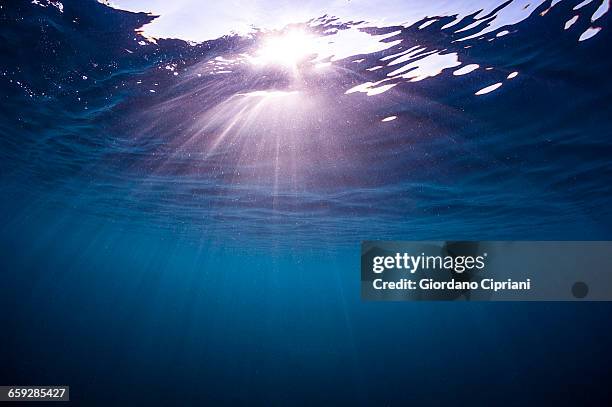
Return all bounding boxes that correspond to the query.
[1,0,612,404]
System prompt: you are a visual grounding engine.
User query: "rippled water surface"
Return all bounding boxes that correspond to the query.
[2,0,612,245]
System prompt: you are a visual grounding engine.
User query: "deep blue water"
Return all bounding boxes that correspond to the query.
[1,0,612,405]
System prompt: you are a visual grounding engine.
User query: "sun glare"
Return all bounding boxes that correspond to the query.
[252,30,319,68]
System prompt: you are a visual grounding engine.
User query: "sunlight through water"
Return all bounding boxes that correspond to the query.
[251,30,319,67]
[8,0,612,243]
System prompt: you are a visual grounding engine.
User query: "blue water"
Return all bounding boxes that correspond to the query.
[1,0,612,404]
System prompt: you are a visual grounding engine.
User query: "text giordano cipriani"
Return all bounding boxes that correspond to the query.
[371,253,531,292]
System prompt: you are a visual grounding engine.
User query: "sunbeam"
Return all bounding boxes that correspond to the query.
[251,30,319,68]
